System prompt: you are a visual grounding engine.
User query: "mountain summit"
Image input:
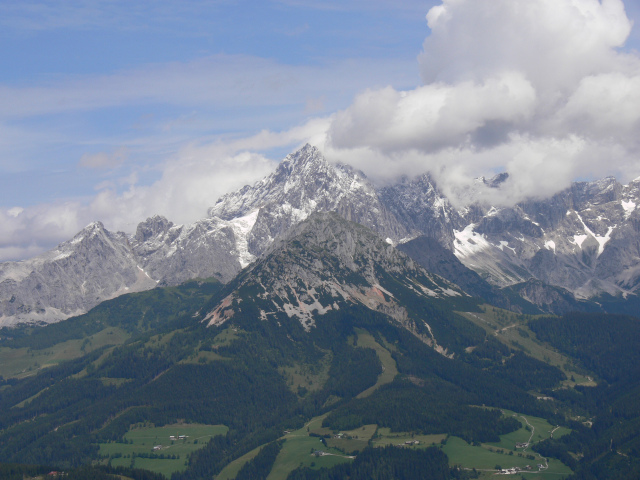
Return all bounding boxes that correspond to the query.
[209,144,409,256]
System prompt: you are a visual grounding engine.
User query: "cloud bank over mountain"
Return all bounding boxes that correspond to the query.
[323,0,640,206]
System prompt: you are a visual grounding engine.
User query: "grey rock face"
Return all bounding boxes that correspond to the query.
[452,176,640,304]
[134,215,174,243]
[0,222,157,326]
[203,212,467,350]
[378,174,461,247]
[397,236,538,313]
[132,217,244,286]
[501,279,599,316]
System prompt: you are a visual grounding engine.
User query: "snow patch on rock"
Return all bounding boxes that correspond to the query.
[573,234,588,248]
[453,224,492,259]
[621,200,636,218]
[497,241,516,254]
[229,209,259,268]
[544,240,556,253]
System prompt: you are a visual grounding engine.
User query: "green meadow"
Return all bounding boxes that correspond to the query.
[442,409,573,479]
[0,327,129,380]
[98,423,228,478]
[353,329,398,398]
[459,305,595,387]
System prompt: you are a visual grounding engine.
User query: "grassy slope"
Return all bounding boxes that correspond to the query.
[371,429,447,448]
[266,416,353,480]
[444,435,572,479]
[216,445,264,480]
[443,409,572,479]
[353,329,398,399]
[0,327,129,379]
[459,305,596,387]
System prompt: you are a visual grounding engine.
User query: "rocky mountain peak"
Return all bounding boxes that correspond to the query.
[4,140,640,327]
[260,144,331,194]
[134,215,174,243]
[274,143,325,176]
[378,173,460,247]
[74,220,105,237]
[204,212,468,345]
[58,221,113,251]
[571,176,621,209]
[208,144,334,220]
[0,219,157,326]
[206,144,409,258]
[484,172,509,189]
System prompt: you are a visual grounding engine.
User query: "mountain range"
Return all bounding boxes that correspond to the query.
[1,206,639,479]
[2,144,640,326]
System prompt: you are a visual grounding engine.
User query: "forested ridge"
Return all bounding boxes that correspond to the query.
[527,313,640,479]
[0,265,638,479]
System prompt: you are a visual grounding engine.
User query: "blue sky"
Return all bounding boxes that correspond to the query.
[0,1,430,204]
[2,0,640,261]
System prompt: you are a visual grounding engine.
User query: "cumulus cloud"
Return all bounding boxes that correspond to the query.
[325,0,640,205]
[329,72,536,153]
[420,0,631,88]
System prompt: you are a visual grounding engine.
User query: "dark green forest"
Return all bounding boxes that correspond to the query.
[528,313,640,479]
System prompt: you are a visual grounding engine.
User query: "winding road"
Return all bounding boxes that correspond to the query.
[518,415,549,472]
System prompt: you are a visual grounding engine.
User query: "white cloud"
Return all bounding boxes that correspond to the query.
[0,202,86,261]
[329,72,536,153]
[420,0,632,89]
[551,72,640,142]
[324,0,640,205]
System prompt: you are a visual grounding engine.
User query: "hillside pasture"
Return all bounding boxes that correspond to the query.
[0,327,129,379]
[353,329,398,398]
[98,423,227,478]
[459,306,593,387]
